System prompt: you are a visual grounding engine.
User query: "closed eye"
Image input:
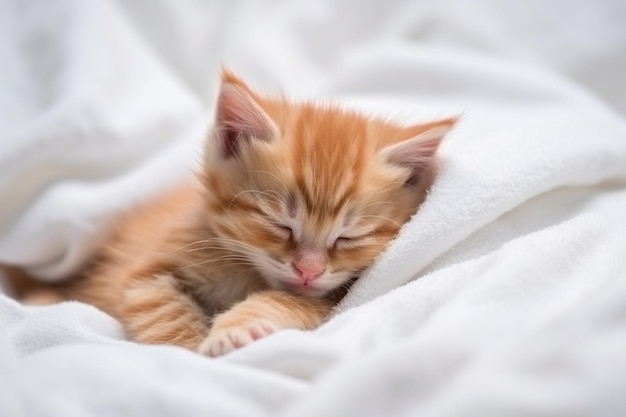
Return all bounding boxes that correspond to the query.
[333,235,366,250]
[262,211,295,240]
[275,224,293,240]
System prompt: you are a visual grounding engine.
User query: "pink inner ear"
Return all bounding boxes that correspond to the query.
[215,83,275,158]
[380,126,450,181]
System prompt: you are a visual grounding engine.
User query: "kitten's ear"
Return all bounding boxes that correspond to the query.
[214,74,277,158]
[380,122,453,185]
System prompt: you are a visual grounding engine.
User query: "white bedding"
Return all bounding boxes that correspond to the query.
[2,1,626,416]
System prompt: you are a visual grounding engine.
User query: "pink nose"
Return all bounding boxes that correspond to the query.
[293,261,325,283]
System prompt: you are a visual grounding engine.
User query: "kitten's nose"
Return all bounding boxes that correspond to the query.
[292,252,325,283]
[293,262,325,283]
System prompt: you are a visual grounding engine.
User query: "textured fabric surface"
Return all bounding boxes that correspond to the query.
[2,1,626,416]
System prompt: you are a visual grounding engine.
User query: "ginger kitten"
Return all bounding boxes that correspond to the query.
[7,71,454,357]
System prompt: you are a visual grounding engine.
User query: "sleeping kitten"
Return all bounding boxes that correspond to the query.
[7,71,454,357]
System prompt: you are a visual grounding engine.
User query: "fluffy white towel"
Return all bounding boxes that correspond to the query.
[2,1,626,416]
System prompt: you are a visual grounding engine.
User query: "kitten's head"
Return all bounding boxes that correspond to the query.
[201,71,454,298]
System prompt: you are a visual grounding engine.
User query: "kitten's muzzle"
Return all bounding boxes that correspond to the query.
[292,261,325,284]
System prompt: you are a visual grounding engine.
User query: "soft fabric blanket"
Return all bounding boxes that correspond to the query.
[2,1,626,416]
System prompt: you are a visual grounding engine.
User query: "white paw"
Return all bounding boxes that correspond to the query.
[198,320,279,357]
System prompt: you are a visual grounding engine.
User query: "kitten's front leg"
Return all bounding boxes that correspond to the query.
[121,273,211,350]
[198,291,333,357]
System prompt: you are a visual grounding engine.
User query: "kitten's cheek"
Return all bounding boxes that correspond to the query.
[263,276,288,291]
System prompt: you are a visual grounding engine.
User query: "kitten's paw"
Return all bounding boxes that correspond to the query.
[198,320,279,357]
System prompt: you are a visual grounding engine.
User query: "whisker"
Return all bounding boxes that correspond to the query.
[383,179,429,198]
[185,245,252,254]
[203,237,261,252]
[359,215,403,228]
[150,239,212,255]
[176,258,258,272]
[229,266,257,280]
[357,201,396,211]
[247,170,290,192]
[228,189,283,209]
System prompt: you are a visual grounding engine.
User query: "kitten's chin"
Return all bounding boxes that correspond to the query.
[262,274,330,298]
[283,283,329,299]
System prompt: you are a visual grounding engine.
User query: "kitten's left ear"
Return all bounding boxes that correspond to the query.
[214,73,278,159]
[379,122,453,184]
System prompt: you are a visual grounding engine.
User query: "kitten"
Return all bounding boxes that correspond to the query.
[6,71,454,357]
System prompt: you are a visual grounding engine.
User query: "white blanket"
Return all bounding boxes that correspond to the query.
[2,1,626,416]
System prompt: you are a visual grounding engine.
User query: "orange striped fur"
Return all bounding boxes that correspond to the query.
[7,71,455,356]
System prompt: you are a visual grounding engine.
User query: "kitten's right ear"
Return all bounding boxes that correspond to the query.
[379,122,453,186]
[214,75,277,159]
